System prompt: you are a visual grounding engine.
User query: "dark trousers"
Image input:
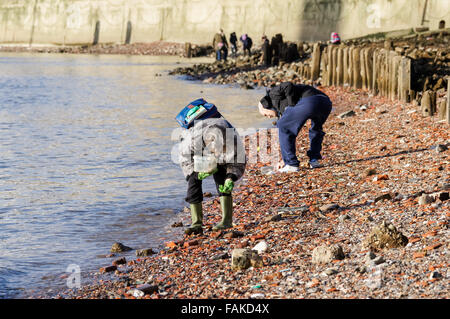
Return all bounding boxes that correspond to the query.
[230,44,237,57]
[185,165,230,204]
[277,95,332,167]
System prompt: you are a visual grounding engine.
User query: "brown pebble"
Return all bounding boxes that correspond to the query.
[100,265,117,273]
[112,257,127,266]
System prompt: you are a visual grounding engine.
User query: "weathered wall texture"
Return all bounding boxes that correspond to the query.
[0,0,449,45]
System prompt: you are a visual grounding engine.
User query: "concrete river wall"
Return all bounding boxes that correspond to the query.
[0,0,449,45]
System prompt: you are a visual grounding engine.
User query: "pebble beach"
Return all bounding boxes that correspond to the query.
[53,83,449,299]
[9,37,447,300]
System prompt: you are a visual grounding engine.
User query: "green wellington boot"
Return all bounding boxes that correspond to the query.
[213,196,233,230]
[185,202,203,235]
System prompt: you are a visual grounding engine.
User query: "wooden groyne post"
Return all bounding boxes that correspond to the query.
[286,41,448,124]
[447,79,450,123]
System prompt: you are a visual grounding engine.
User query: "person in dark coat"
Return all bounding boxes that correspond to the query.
[260,35,272,67]
[257,82,332,172]
[240,34,252,56]
[213,29,228,61]
[229,32,237,57]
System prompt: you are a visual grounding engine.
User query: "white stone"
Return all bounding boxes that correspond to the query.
[312,245,345,264]
[253,241,268,254]
[321,268,339,276]
[130,289,145,298]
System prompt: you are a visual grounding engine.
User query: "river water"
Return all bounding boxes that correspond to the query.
[0,53,269,298]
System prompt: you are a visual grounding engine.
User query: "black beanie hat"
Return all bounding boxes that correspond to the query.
[260,96,273,109]
[260,88,273,109]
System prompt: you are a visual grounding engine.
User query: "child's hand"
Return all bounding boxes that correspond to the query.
[198,168,218,180]
[219,178,234,194]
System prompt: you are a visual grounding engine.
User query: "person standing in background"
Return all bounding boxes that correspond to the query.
[229,32,237,58]
[213,29,228,61]
[240,34,253,56]
[330,32,341,45]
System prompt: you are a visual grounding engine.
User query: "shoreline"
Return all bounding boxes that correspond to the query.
[52,82,449,299]
[0,41,188,56]
[9,35,447,299]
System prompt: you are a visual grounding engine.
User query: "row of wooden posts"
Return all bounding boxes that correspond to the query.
[184,41,449,124]
[305,42,450,124]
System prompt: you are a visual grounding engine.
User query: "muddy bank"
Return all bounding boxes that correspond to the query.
[51,84,449,299]
[0,41,189,56]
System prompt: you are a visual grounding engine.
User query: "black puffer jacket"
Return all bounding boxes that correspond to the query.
[230,33,237,46]
[260,82,327,117]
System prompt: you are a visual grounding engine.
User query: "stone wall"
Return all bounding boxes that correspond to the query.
[0,0,449,45]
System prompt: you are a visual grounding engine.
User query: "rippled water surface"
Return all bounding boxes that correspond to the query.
[0,53,269,298]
